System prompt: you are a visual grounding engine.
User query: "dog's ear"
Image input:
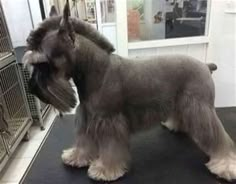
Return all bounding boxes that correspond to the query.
[58,0,75,43]
[49,5,58,17]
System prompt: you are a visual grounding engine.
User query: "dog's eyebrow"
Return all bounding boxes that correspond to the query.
[22,51,48,67]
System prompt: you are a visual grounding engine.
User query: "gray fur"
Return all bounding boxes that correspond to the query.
[23,1,236,182]
[26,17,114,52]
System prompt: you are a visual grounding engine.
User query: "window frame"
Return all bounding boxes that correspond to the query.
[115,0,212,56]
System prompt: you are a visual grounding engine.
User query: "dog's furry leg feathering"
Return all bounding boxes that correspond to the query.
[176,95,236,181]
[62,104,98,168]
[86,113,130,181]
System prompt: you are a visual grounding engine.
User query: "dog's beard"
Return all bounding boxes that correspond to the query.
[29,72,77,112]
[47,78,77,112]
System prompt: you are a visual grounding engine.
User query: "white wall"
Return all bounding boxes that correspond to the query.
[1,0,42,48]
[207,0,236,107]
[129,44,207,62]
[28,0,42,28]
[102,25,117,53]
[1,0,33,47]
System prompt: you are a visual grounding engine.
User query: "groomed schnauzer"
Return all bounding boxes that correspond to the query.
[23,1,236,182]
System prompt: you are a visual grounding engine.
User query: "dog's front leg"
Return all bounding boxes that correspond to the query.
[62,104,98,168]
[88,113,130,181]
[61,134,97,168]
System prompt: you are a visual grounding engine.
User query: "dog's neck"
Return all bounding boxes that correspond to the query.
[72,35,111,100]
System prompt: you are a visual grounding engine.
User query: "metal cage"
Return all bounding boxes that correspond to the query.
[0,61,32,148]
[0,1,12,59]
[0,58,32,172]
[0,2,32,172]
[0,136,6,164]
[18,63,50,129]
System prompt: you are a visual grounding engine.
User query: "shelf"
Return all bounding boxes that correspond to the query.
[128,36,209,50]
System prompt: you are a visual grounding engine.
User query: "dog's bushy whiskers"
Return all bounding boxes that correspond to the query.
[47,78,77,112]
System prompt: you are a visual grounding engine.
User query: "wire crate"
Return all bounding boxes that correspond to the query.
[0,61,32,148]
[0,57,32,172]
[18,63,50,129]
[0,1,12,59]
[0,136,6,163]
[0,2,33,172]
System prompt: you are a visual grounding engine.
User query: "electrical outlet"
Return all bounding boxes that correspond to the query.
[225,0,236,13]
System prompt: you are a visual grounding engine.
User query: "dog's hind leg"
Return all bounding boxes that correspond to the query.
[88,113,130,181]
[205,111,236,181]
[178,95,236,181]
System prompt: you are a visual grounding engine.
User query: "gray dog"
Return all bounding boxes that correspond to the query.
[23,1,236,182]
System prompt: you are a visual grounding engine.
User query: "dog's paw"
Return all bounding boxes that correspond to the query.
[88,159,127,181]
[61,147,89,167]
[206,151,236,181]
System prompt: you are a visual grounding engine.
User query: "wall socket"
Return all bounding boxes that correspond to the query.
[225,0,236,13]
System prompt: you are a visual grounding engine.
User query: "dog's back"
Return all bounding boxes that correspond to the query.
[111,54,216,131]
[120,54,214,101]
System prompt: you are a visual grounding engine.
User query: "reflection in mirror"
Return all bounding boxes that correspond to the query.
[127,0,208,42]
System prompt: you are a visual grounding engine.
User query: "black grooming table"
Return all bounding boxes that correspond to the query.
[22,108,236,184]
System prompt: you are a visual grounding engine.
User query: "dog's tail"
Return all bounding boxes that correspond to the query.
[207,63,217,74]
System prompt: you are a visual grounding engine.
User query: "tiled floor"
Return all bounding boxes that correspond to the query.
[0,110,58,184]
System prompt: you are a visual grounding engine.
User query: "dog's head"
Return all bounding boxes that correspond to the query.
[23,0,77,112]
